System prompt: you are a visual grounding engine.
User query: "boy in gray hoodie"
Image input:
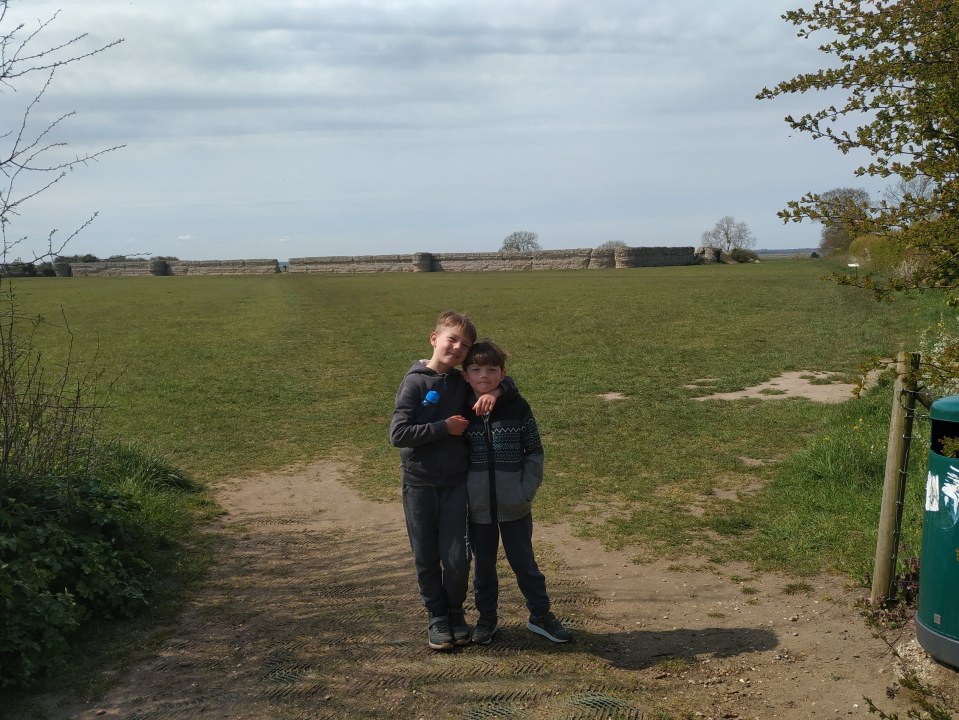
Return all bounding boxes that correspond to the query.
[462,339,572,645]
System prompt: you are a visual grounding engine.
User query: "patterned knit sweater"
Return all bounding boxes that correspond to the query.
[464,392,544,524]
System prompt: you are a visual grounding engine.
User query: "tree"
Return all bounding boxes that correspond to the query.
[701,216,756,252]
[500,230,541,253]
[814,187,872,257]
[0,2,124,264]
[883,174,936,216]
[595,240,628,251]
[757,0,959,299]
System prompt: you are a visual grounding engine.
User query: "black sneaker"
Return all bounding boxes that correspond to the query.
[471,614,498,645]
[448,607,471,645]
[527,611,572,643]
[427,613,455,650]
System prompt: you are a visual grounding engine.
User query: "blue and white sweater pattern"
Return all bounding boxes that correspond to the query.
[465,394,544,524]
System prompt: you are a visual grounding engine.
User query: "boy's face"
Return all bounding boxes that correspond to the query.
[464,362,505,397]
[428,325,472,371]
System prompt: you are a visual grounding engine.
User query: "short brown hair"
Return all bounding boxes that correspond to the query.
[435,310,477,345]
[464,339,507,369]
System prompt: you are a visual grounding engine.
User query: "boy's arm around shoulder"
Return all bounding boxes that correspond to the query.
[471,374,519,415]
[499,375,518,402]
[389,376,448,448]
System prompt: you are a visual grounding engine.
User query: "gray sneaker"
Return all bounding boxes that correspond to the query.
[471,614,498,645]
[527,611,572,643]
[448,607,471,645]
[427,613,455,650]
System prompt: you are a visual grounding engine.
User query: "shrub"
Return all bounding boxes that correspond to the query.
[846,234,903,272]
[0,469,150,686]
[917,316,959,398]
[595,240,628,251]
[0,441,203,687]
[729,247,759,263]
[0,297,109,480]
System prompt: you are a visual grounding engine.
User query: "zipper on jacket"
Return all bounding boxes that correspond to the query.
[483,413,497,522]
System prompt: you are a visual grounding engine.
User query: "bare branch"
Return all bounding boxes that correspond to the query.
[0,6,124,86]
[0,1,124,265]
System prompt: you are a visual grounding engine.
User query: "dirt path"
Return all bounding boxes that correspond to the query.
[43,462,952,720]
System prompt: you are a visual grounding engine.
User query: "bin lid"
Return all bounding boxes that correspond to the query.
[930,395,959,422]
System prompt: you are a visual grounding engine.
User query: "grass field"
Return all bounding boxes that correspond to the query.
[10,258,945,579]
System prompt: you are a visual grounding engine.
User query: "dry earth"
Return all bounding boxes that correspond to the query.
[687,371,871,404]
[24,371,957,720]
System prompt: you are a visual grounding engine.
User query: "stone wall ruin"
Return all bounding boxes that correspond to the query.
[15,245,717,277]
[287,247,700,274]
[62,259,280,277]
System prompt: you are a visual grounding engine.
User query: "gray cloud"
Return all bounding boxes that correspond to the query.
[3,0,880,261]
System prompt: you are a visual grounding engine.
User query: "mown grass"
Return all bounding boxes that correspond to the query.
[10,260,945,580]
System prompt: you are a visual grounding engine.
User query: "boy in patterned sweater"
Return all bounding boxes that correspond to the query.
[462,339,572,645]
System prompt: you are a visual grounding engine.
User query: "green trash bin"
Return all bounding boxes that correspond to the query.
[917,395,959,668]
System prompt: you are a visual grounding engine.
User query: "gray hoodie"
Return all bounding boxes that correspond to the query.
[390,360,472,487]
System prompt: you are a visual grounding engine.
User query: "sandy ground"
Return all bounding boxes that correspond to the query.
[688,371,869,404]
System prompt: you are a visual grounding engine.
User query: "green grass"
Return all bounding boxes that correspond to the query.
[736,375,929,577]
[9,260,945,577]
[782,581,815,595]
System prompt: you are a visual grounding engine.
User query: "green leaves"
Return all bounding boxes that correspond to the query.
[760,0,959,299]
[0,464,186,688]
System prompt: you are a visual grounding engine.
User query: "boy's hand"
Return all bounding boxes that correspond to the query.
[445,415,469,436]
[472,392,498,415]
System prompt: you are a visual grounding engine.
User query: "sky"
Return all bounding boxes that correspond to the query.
[1,0,889,262]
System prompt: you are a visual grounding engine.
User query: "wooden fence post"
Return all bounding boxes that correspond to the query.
[870,351,921,604]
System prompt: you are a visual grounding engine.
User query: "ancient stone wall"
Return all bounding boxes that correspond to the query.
[67,259,279,276]
[532,249,593,270]
[695,246,722,263]
[165,259,279,275]
[424,249,594,272]
[69,261,153,277]
[287,255,414,273]
[588,249,616,269]
[288,247,695,273]
[614,246,700,268]
[56,246,701,277]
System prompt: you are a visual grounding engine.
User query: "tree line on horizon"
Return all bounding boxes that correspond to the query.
[499,228,762,263]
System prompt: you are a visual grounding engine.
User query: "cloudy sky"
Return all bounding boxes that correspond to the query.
[2,0,885,262]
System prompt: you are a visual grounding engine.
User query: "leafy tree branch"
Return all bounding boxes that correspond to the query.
[758,0,959,300]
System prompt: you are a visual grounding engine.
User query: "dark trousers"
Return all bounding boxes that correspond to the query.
[402,483,470,616]
[470,513,549,617]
